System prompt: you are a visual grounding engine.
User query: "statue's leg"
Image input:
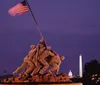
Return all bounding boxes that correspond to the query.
[31,62,40,76]
[19,65,29,77]
[39,59,49,74]
[48,64,59,75]
[13,62,27,75]
[24,60,34,75]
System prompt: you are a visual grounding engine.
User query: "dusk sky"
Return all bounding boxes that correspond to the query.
[0,0,100,76]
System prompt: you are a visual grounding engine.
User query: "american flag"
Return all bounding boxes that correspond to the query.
[8,0,29,16]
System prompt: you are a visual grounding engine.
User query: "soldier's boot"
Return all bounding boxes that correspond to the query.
[20,73,29,81]
[13,71,17,76]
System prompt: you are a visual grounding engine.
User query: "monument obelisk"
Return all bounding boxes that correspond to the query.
[79,54,82,77]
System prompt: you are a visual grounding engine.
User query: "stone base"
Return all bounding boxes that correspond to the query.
[38,83,83,85]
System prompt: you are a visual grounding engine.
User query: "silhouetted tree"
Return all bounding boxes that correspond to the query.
[83,59,100,85]
[84,60,100,75]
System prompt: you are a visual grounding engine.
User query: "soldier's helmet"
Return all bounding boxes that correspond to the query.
[60,56,65,60]
[30,45,35,49]
[39,39,46,47]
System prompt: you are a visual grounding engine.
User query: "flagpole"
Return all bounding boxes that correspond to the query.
[24,0,44,39]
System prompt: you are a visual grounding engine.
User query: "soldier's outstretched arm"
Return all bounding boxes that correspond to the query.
[49,51,55,57]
